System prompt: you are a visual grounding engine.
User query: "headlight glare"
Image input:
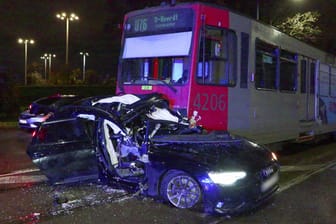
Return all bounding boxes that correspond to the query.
[208,171,246,186]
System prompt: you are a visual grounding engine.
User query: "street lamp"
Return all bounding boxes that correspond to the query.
[47,54,56,78]
[80,52,89,81]
[56,12,79,65]
[40,53,56,80]
[18,38,34,85]
[40,54,48,80]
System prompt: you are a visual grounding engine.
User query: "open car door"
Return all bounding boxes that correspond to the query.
[27,117,98,184]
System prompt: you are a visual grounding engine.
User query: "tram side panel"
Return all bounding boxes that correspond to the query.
[249,20,336,142]
[226,12,252,139]
[317,64,336,134]
[192,5,336,143]
[226,13,299,144]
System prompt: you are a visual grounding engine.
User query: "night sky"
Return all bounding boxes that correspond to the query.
[0,0,120,77]
[1,0,336,81]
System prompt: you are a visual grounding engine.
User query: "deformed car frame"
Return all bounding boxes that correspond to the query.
[27,93,279,214]
[18,94,83,130]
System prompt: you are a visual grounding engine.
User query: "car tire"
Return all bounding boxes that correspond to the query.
[160,170,202,209]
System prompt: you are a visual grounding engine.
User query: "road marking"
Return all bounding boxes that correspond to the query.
[0,168,45,184]
[0,168,40,177]
[278,160,336,193]
[0,162,335,186]
[281,164,323,172]
[0,175,47,184]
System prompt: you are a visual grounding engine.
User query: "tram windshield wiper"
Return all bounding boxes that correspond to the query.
[147,78,177,93]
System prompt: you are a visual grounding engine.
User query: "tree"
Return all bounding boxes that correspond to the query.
[69,68,83,85]
[85,69,100,85]
[275,11,321,43]
[29,71,46,85]
[0,71,19,120]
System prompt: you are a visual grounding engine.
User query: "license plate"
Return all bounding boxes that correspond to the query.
[261,172,279,192]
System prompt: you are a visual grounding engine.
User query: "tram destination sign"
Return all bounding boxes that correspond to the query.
[125,8,193,35]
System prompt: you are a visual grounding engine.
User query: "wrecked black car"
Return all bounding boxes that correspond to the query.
[27,93,279,214]
[18,94,83,130]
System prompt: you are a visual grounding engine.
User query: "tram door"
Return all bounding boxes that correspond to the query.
[300,57,317,122]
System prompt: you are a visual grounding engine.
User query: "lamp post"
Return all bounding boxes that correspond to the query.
[40,54,48,80]
[56,12,79,65]
[47,54,56,77]
[18,38,34,85]
[80,52,89,81]
[256,0,260,20]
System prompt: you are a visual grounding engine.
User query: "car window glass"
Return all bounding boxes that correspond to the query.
[35,119,93,144]
[37,98,60,105]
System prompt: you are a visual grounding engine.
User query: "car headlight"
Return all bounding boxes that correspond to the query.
[208,171,246,186]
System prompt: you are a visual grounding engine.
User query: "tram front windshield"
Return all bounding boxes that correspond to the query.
[119,8,194,86]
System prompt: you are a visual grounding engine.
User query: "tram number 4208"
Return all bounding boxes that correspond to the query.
[192,93,226,111]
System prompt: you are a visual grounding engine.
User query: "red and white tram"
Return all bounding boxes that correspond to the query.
[116,1,336,144]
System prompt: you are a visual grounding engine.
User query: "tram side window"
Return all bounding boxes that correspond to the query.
[197,26,237,86]
[330,67,336,97]
[255,39,277,90]
[240,32,249,88]
[279,50,297,92]
[300,60,307,93]
[310,62,315,94]
[319,64,330,97]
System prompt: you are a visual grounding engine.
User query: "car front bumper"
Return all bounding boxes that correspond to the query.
[201,171,279,214]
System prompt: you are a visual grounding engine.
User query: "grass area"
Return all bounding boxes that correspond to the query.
[0,121,17,127]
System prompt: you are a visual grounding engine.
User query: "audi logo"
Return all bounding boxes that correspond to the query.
[261,166,274,177]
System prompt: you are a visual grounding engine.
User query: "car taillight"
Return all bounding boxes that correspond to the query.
[33,129,47,142]
[29,104,32,111]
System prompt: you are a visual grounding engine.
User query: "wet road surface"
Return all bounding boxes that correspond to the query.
[0,128,335,224]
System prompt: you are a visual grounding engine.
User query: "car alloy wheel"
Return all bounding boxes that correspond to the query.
[161,170,201,209]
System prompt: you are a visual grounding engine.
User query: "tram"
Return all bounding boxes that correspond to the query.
[116,1,336,144]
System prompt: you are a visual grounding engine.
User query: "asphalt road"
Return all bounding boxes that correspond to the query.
[0,127,335,224]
